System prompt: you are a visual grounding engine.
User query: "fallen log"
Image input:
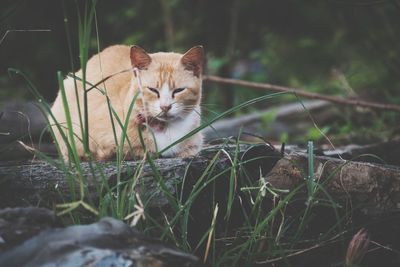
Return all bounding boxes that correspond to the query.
[266,152,400,215]
[320,139,400,166]
[204,100,330,141]
[0,144,280,208]
[0,144,399,215]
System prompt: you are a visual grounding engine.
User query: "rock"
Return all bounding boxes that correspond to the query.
[0,207,61,252]
[0,215,202,267]
[0,101,49,145]
[0,101,56,161]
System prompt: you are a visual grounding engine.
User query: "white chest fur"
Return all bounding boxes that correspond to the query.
[153,111,198,156]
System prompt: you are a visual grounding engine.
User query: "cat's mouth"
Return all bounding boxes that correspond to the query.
[153,112,177,121]
[148,119,165,131]
[159,114,174,120]
[140,111,182,130]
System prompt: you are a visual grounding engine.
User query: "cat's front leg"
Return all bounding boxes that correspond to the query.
[176,144,201,158]
[123,119,158,160]
[176,133,203,158]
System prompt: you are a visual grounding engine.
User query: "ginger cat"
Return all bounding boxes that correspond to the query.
[50,45,204,160]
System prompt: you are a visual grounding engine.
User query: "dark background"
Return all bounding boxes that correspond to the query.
[1,0,400,143]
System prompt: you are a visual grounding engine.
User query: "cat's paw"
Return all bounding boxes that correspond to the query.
[135,113,146,125]
[176,145,200,158]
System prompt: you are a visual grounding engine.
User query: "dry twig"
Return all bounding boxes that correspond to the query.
[204,75,400,112]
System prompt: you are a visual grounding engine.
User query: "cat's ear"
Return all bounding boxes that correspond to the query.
[130,45,152,70]
[181,45,204,77]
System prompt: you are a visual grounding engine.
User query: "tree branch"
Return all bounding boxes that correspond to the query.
[203,75,400,112]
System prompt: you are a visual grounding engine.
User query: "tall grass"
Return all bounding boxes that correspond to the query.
[7,1,354,266]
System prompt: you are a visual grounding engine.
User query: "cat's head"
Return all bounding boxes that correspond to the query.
[130,45,204,123]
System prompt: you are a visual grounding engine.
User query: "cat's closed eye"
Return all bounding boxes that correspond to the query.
[172,88,186,98]
[147,87,160,98]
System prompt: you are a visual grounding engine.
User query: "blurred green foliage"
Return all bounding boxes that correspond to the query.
[1,0,399,143]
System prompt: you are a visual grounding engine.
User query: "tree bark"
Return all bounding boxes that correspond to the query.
[266,152,400,215]
[1,144,399,215]
[0,144,280,208]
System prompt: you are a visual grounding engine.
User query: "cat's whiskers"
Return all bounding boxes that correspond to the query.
[173,104,195,115]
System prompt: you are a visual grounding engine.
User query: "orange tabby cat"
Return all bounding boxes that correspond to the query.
[50,45,204,160]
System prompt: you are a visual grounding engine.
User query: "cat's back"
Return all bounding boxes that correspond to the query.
[84,44,131,81]
[51,44,132,125]
[59,44,132,105]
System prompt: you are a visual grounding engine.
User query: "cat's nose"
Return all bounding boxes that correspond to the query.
[160,104,172,113]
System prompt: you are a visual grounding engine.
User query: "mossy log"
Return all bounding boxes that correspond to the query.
[0,144,400,215]
[0,144,280,208]
[266,152,400,215]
